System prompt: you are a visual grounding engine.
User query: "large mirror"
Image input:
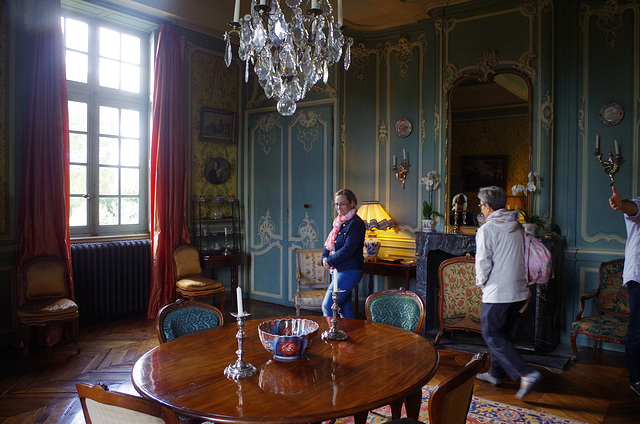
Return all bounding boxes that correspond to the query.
[444,70,532,234]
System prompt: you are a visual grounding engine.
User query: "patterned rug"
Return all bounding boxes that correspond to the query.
[331,386,586,424]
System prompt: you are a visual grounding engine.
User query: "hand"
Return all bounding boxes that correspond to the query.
[610,186,622,211]
[322,258,330,269]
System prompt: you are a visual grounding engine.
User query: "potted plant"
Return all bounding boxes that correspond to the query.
[422,200,441,233]
[516,206,542,236]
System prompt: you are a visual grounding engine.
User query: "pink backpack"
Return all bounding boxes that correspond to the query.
[523,231,553,285]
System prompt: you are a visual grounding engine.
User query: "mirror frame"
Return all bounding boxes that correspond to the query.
[443,69,533,234]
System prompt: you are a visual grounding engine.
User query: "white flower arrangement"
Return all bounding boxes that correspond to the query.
[420,170,440,191]
[512,172,539,196]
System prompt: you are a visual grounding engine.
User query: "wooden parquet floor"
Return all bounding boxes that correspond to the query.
[0,300,638,424]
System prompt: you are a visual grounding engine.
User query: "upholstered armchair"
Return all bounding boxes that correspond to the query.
[365,287,426,334]
[571,258,628,361]
[435,255,482,345]
[294,248,330,315]
[17,255,80,355]
[156,298,224,343]
[172,244,226,313]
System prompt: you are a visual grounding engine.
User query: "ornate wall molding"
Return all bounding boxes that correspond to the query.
[540,91,553,136]
[253,114,281,155]
[580,0,630,50]
[377,121,389,145]
[292,212,319,249]
[291,110,325,153]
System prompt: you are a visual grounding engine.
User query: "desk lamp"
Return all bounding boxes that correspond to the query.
[357,201,395,261]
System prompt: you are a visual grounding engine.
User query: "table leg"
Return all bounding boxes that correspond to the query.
[353,411,369,424]
[404,389,423,419]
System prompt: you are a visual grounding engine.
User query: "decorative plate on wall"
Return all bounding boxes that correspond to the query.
[395,119,412,138]
[598,102,624,126]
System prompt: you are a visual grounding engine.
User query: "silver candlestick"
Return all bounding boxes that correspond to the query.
[321,290,348,341]
[224,312,257,379]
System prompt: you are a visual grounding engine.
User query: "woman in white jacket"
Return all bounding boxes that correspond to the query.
[475,186,542,399]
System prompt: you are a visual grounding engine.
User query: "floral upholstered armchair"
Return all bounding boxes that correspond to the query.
[571,258,628,361]
[294,248,330,315]
[435,255,483,345]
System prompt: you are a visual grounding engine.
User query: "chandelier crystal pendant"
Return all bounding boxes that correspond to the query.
[224,0,353,116]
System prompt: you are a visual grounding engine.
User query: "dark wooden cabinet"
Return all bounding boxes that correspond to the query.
[192,199,241,255]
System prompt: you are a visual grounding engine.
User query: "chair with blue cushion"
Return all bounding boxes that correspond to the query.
[571,258,628,361]
[365,286,426,334]
[156,298,224,344]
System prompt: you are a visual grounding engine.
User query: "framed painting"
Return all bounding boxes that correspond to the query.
[200,108,236,143]
[461,155,507,192]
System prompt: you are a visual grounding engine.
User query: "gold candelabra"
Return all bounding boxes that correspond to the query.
[594,135,622,186]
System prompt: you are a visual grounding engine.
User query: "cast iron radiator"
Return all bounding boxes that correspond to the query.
[71,239,151,324]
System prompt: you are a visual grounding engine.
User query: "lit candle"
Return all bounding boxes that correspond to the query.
[403,148,406,161]
[615,139,619,155]
[233,0,240,22]
[236,286,244,315]
[311,0,318,8]
[596,134,600,151]
[333,277,338,294]
[337,0,343,24]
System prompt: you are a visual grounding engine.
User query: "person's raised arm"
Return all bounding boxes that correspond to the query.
[610,186,639,216]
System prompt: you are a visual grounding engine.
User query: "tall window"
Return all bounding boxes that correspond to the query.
[63,14,150,236]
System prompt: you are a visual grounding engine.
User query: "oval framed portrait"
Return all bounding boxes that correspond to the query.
[205,157,231,185]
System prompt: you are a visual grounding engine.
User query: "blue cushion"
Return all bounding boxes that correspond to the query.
[368,295,421,333]
[162,307,222,342]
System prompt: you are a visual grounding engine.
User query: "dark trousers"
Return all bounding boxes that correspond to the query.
[627,281,640,383]
[481,301,534,381]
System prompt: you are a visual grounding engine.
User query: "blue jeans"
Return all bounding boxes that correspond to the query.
[627,281,640,383]
[322,269,362,318]
[481,301,534,381]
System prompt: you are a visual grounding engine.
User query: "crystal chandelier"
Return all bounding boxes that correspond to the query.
[224,0,353,116]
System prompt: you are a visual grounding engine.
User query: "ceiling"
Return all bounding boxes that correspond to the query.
[94,0,474,38]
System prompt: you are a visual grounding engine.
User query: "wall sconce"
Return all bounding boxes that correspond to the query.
[594,135,622,186]
[356,201,395,261]
[392,149,410,189]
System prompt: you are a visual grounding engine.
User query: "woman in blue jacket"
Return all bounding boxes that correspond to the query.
[321,189,366,318]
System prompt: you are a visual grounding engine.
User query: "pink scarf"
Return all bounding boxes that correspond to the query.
[324,208,356,252]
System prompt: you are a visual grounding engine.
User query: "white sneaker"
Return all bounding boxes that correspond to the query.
[515,370,542,399]
[476,372,502,386]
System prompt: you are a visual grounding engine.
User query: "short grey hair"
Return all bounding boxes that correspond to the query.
[478,186,507,210]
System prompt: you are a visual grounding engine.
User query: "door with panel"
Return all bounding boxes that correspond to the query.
[247,105,334,307]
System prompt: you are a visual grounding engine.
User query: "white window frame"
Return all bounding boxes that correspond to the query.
[63,11,151,237]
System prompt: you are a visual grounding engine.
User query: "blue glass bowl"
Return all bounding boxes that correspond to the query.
[258,318,319,361]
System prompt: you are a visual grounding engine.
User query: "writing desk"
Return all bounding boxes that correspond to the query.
[363,260,417,296]
[132,316,438,424]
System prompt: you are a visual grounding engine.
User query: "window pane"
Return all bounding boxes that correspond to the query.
[69,197,87,226]
[68,101,87,132]
[121,198,139,224]
[70,165,86,194]
[121,138,139,166]
[121,34,140,64]
[121,63,140,93]
[69,133,87,163]
[99,167,119,195]
[99,137,119,165]
[121,168,139,195]
[99,58,120,89]
[100,27,120,60]
[99,106,119,136]
[65,18,88,52]
[99,197,119,225]
[66,51,88,83]
[121,109,139,138]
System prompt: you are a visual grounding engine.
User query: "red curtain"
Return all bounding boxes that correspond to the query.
[147,24,190,319]
[18,0,72,303]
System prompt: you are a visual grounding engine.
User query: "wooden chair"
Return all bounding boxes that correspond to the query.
[365,287,426,334]
[294,248,330,315]
[76,383,180,424]
[365,287,426,420]
[384,352,488,424]
[156,298,224,343]
[435,255,482,345]
[571,258,628,361]
[173,244,226,314]
[17,255,80,355]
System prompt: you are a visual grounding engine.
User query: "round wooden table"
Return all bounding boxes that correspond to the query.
[132,316,439,424]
